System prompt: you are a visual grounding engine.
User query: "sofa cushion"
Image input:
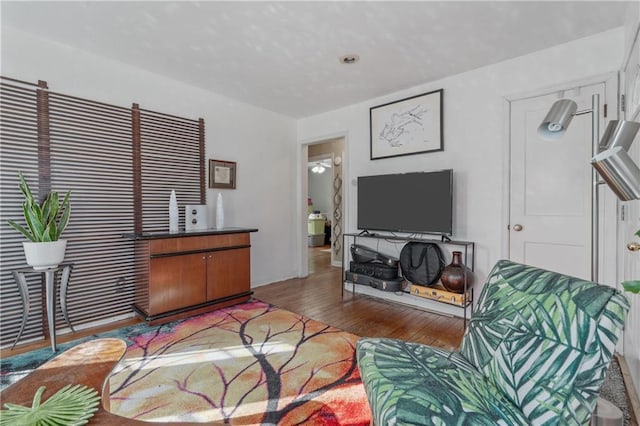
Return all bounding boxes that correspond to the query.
[357,338,530,425]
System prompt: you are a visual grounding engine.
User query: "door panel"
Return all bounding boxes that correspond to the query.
[149,253,206,314]
[510,83,604,280]
[524,242,585,279]
[206,248,250,301]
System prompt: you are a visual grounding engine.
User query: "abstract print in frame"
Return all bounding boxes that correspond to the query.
[370,89,443,160]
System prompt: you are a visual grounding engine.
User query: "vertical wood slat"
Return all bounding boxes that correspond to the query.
[36,80,51,339]
[36,80,50,201]
[132,103,142,234]
[199,118,205,204]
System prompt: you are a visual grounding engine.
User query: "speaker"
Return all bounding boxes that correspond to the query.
[185,204,208,231]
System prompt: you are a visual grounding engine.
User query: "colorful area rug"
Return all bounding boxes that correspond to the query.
[2,300,371,425]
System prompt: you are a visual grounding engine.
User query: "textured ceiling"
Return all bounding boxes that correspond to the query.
[1,1,631,118]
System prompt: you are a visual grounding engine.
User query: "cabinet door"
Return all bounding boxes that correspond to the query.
[206,248,250,301]
[149,252,206,315]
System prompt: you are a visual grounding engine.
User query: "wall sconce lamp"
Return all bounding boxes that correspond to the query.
[537,93,640,282]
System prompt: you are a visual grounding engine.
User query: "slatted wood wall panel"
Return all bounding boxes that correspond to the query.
[0,79,44,345]
[47,91,136,327]
[139,109,204,232]
[0,77,205,347]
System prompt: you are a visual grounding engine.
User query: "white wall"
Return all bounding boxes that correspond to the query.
[1,26,299,286]
[298,28,625,294]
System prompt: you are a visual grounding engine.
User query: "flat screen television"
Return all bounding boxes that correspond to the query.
[357,169,453,236]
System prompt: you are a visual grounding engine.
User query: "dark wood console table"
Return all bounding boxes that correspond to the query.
[124,227,258,325]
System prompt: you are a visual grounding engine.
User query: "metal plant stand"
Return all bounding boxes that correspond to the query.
[11,263,75,351]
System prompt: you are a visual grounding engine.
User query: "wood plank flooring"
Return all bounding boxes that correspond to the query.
[2,246,465,358]
[253,246,465,350]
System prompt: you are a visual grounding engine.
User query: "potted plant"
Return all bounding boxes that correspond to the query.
[7,172,71,270]
[623,229,640,294]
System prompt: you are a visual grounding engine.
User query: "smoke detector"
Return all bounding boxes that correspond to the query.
[339,54,360,64]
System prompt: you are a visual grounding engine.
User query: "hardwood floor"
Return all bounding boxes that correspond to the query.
[253,245,466,350]
[2,246,465,358]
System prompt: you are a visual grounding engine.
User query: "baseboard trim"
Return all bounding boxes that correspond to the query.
[616,353,640,425]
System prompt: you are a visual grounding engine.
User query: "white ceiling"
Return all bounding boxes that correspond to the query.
[1,1,631,118]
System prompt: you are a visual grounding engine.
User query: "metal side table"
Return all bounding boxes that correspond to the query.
[11,263,75,351]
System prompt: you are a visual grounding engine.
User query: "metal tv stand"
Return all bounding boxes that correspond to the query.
[342,232,475,325]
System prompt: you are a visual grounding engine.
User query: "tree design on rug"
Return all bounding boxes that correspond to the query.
[108,301,370,425]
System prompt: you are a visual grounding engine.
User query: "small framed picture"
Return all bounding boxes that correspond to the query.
[209,159,236,189]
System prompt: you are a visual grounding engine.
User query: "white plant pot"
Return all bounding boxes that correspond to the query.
[23,240,67,270]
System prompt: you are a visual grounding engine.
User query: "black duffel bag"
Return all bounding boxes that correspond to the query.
[399,242,445,286]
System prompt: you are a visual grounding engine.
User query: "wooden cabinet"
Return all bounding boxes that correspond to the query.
[127,228,257,324]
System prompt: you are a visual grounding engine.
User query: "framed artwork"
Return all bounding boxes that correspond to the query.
[209,159,236,189]
[370,89,443,160]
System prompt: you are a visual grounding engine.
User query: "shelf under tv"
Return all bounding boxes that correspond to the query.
[342,232,475,325]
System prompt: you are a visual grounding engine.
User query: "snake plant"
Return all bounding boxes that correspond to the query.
[7,172,70,242]
[0,384,100,425]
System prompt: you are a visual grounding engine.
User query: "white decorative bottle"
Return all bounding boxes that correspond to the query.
[169,190,179,233]
[216,192,224,229]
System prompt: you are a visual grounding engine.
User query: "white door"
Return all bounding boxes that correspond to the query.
[621,112,640,394]
[622,188,640,396]
[509,83,605,280]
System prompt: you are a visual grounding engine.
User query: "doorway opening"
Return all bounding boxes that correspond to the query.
[301,137,345,277]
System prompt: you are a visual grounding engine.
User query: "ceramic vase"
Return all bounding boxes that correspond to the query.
[440,251,474,293]
[169,190,179,233]
[216,193,224,229]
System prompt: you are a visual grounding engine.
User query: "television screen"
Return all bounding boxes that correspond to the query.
[357,169,453,235]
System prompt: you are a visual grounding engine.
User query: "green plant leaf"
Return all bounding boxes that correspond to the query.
[7,220,35,242]
[0,385,100,426]
[42,192,58,230]
[57,191,71,238]
[7,173,72,242]
[623,280,640,294]
[23,202,45,241]
[17,172,36,205]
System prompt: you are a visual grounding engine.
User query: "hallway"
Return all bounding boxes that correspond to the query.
[308,245,333,275]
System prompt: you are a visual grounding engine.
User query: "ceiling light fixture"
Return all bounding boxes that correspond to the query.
[339,54,360,65]
[311,163,326,174]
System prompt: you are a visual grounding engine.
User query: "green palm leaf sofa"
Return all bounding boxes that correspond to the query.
[356,260,629,425]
